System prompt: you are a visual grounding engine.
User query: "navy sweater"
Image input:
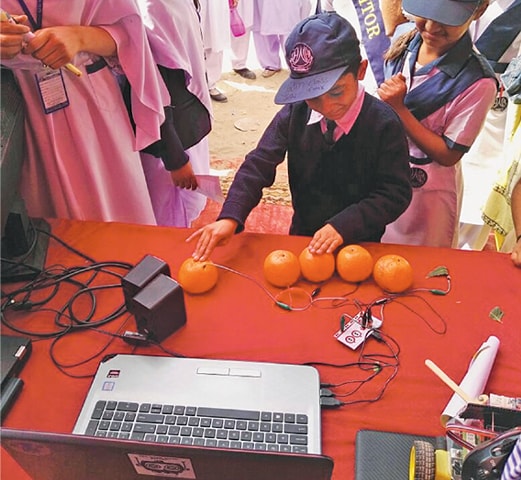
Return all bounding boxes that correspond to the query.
[219,93,412,243]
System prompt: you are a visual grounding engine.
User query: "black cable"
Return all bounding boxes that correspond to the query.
[1,230,137,374]
[48,315,134,378]
[308,326,401,408]
[36,226,97,263]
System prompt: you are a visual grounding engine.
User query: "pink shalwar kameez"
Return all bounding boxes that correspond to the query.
[2,0,169,225]
[137,0,212,227]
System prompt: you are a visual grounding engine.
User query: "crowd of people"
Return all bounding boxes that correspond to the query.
[0,0,520,267]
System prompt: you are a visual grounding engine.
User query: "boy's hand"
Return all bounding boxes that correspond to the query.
[308,224,343,254]
[186,219,238,261]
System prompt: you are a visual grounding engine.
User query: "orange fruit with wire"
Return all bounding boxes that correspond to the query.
[335,244,374,283]
[178,258,219,294]
[373,254,413,293]
[263,249,301,288]
[298,247,335,283]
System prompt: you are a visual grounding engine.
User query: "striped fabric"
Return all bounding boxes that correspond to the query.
[502,436,521,480]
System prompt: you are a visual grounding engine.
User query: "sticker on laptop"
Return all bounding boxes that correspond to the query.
[3,440,51,457]
[128,454,195,478]
[101,381,116,391]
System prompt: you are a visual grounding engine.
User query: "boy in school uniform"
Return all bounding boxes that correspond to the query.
[188,12,412,261]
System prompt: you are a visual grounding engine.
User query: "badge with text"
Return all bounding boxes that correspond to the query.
[35,67,70,114]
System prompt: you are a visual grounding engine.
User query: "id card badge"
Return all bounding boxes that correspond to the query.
[35,67,70,114]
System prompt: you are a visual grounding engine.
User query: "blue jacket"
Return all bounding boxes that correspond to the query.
[385,32,497,122]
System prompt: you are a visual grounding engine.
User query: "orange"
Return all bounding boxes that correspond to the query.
[298,247,335,283]
[336,245,374,283]
[263,249,301,287]
[178,258,219,294]
[373,254,413,293]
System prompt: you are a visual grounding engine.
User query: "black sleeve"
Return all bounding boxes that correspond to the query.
[217,105,290,233]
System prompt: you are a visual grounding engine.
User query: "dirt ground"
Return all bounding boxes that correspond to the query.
[208,68,289,163]
[192,66,293,230]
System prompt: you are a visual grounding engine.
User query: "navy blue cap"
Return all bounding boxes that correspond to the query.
[274,12,361,105]
[402,0,481,26]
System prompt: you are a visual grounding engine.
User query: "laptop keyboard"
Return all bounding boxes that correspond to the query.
[84,400,310,453]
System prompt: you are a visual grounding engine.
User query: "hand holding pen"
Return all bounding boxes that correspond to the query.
[0,9,82,76]
[0,12,30,59]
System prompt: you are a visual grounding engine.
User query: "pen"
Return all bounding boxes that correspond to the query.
[0,9,82,77]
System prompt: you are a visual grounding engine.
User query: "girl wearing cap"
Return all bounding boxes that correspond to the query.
[378,0,498,248]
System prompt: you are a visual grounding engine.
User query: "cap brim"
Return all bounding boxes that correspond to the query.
[274,65,347,105]
[402,0,477,26]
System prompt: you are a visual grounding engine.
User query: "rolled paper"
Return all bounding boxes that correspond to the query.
[441,335,500,426]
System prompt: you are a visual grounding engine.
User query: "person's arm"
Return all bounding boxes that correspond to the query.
[380,0,408,37]
[216,107,289,230]
[23,25,116,70]
[378,74,497,167]
[511,177,521,267]
[187,106,290,261]
[378,73,464,166]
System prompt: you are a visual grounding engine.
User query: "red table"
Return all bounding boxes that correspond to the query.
[2,219,520,479]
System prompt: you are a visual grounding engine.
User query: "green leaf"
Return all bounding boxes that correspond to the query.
[426,266,449,278]
[489,306,504,323]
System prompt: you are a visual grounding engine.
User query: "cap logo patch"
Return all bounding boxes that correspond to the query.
[289,43,314,73]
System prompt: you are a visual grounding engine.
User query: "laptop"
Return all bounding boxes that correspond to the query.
[3,354,334,479]
[0,334,31,421]
[73,354,323,452]
[2,427,334,480]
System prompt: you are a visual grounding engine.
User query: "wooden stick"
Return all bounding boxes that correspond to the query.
[425,359,474,404]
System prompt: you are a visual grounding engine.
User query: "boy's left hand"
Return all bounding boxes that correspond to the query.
[308,224,343,254]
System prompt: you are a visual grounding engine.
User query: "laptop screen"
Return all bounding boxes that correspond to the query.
[2,425,334,480]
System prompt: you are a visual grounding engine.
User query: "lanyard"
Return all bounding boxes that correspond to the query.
[17,0,42,30]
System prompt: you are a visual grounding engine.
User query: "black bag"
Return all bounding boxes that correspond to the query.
[123,66,211,170]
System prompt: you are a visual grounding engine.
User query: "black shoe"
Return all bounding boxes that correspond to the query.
[209,88,228,102]
[234,68,256,80]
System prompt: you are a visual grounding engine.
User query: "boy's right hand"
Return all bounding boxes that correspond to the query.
[186,219,238,261]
